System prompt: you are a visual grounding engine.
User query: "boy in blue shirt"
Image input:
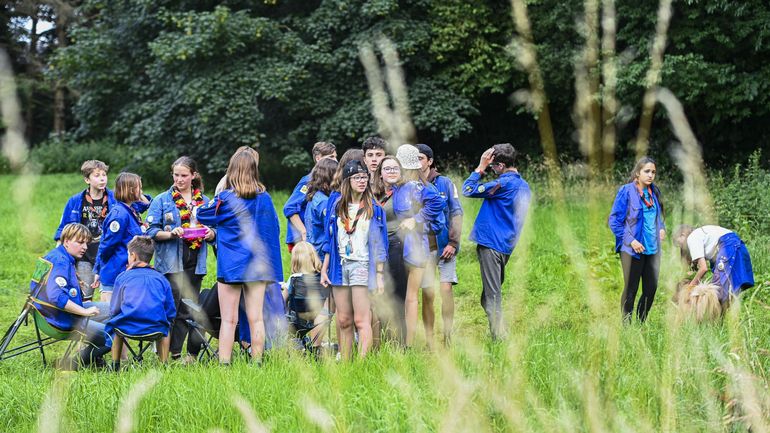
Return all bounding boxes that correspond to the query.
[463,144,531,340]
[106,236,176,370]
[283,141,337,252]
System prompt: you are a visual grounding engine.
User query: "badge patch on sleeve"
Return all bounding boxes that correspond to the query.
[109,221,121,232]
[55,276,67,287]
[477,185,486,193]
[147,215,154,223]
[69,288,78,298]
[300,185,309,194]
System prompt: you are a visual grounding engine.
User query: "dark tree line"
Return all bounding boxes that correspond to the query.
[4,0,769,177]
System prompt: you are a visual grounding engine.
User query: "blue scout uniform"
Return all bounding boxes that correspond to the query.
[95,201,145,287]
[392,180,446,267]
[283,173,312,245]
[54,189,118,241]
[105,266,176,342]
[463,171,531,255]
[426,170,463,253]
[145,187,210,275]
[608,182,665,259]
[30,245,84,331]
[197,189,283,283]
[321,197,388,290]
[304,190,330,258]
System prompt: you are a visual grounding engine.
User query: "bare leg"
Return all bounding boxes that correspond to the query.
[351,286,372,357]
[101,291,112,303]
[217,282,241,363]
[157,335,170,363]
[421,285,436,350]
[243,281,267,362]
[404,266,425,347]
[111,335,124,362]
[440,282,455,344]
[333,286,354,360]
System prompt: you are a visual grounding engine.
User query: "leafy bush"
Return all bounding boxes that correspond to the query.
[27,137,176,187]
[711,150,770,236]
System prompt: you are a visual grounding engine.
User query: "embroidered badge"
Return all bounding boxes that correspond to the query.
[300,185,309,194]
[164,212,174,222]
[717,261,725,271]
[478,185,486,193]
[147,215,154,223]
[55,277,67,287]
[109,221,120,232]
[69,288,78,298]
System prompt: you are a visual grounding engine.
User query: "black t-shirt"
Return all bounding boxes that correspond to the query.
[182,244,200,271]
[80,190,109,263]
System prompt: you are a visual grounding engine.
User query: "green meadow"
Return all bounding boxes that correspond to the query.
[0,173,768,433]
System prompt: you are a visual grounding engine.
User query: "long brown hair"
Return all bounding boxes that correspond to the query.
[336,174,375,220]
[330,149,364,191]
[306,158,338,201]
[172,156,204,191]
[371,155,399,199]
[225,146,265,199]
[114,172,142,204]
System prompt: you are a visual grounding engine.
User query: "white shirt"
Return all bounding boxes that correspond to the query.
[687,225,732,262]
[337,203,370,262]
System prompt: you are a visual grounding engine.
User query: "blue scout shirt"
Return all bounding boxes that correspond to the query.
[463,170,531,256]
[197,189,283,283]
[95,201,145,287]
[427,171,464,253]
[105,266,176,342]
[640,189,658,255]
[608,182,665,259]
[54,189,118,241]
[146,187,209,275]
[321,197,388,290]
[30,245,83,331]
[283,173,312,245]
[392,180,446,266]
[304,190,330,258]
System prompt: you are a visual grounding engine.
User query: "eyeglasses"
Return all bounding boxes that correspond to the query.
[350,175,369,182]
[382,166,401,173]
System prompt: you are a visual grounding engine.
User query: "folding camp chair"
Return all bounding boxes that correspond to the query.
[111,329,165,364]
[0,296,90,367]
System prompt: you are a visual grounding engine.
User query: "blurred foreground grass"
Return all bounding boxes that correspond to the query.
[0,173,767,433]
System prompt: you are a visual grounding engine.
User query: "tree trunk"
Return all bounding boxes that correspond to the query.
[53,12,67,134]
[25,14,38,141]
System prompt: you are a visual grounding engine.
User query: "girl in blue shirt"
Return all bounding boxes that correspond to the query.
[608,157,666,323]
[94,172,149,303]
[196,146,282,365]
[304,158,338,259]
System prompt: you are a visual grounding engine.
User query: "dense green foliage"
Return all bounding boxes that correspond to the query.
[46,0,770,177]
[0,173,768,432]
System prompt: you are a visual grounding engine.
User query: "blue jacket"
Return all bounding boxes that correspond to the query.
[608,182,666,259]
[30,245,84,330]
[463,171,531,255]
[54,190,150,241]
[304,190,330,258]
[427,171,463,253]
[95,201,145,287]
[146,187,209,275]
[105,266,176,343]
[283,173,311,245]
[321,197,388,290]
[392,181,446,267]
[197,189,283,283]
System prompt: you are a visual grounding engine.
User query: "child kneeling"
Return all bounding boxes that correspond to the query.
[106,236,176,369]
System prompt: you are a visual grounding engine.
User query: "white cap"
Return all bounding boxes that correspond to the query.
[396,144,421,170]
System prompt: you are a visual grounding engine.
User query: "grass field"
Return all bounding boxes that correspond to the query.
[0,173,768,433]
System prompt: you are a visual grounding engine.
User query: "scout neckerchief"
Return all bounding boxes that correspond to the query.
[636,183,655,208]
[172,187,205,250]
[378,189,393,206]
[84,190,109,220]
[342,200,366,256]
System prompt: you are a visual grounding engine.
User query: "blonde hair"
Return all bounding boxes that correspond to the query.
[290,241,322,274]
[225,146,265,199]
[677,283,723,323]
[60,223,92,243]
[114,172,142,203]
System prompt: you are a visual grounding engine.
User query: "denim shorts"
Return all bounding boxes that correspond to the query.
[421,252,458,287]
[76,261,96,299]
[100,285,114,294]
[341,259,369,287]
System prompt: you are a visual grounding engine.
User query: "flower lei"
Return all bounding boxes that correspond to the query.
[172,188,205,250]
